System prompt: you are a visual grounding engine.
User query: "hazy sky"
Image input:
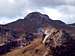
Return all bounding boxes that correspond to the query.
[0,0,75,24]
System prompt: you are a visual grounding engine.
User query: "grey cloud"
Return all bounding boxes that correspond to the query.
[57,5,75,15]
[27,0,75,7]
[0,0,75,18]
[0,0,75,24]
[0,0,27,17]
[55,5,75,24]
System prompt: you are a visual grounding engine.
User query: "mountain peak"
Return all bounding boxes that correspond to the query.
[24,12,52,20]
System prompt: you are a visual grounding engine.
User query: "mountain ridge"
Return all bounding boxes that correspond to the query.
[1,12,67,32]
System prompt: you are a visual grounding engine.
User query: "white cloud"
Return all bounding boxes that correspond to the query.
[0,17,18,24]
[42,8,63,20]
[56,5,75,24]
[8,0,15,4]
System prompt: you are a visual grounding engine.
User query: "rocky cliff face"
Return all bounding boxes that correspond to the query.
[42,27,71,48]
[42,27,75,56]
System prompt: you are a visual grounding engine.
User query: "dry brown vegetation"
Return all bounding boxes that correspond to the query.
[2,38,52,56]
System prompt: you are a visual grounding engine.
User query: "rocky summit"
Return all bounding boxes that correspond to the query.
[0,12,75,56]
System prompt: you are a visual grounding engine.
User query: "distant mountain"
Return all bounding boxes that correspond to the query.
[0,12,75,56]
[2,12,66,33]
[0,12,75,45]
[69,23,75,26]
[2,12,75,36]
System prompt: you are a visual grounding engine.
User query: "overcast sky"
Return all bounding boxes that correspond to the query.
[0,0,75,24]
